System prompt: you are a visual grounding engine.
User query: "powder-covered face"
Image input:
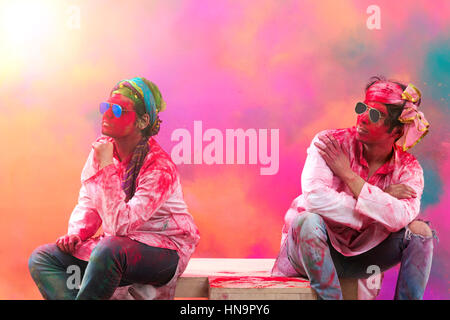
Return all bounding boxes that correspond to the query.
[356,100,395,144]
[101,94,138,138]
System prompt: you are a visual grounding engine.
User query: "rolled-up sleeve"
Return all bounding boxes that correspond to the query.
[301,132,362,230]
[86,162,177,236]
[355,161,424,232]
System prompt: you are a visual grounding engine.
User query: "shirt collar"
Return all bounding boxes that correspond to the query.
[113,142,134,166]
[355,136,398,175]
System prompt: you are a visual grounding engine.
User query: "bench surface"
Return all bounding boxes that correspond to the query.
[179,258,276,277]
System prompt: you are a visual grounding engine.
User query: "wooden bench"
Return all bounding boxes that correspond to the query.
[175,258,358,300]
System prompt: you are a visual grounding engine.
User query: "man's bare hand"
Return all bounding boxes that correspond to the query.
[92,141,114,169]
[314,133,352,180]
[384,184,417,199]
[56,234,81,254]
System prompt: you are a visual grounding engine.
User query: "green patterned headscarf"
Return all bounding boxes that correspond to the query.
[111,77,166,136]
[110,77,166,201]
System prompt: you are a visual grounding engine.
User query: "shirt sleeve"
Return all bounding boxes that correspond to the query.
[87,162,177,236]
[355,160,424,232]
[67,183,103,241]
[301,132,363,230]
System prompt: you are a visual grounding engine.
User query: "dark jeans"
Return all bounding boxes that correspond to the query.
[28,236,179,300]
[287,212,437,300]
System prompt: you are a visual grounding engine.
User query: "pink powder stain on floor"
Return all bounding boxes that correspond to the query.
[209,276,311,289]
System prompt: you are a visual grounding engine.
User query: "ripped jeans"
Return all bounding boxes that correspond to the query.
[287,212,437,300]
[28,236,179,300]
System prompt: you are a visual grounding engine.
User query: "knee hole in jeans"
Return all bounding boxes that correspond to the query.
[407,220,433,238]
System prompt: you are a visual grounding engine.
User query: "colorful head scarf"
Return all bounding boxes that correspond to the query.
[110,77,166,201]
[111,77,166,136]
[120,136,149,202]
[365,81,430,151]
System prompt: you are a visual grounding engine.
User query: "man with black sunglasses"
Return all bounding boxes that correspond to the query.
[272,76,437,300]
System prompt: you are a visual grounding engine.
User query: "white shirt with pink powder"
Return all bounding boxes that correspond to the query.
[272,126,424,299]
[67,136,200,299]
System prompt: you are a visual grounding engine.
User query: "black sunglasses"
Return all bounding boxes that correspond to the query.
[355,102,382,123]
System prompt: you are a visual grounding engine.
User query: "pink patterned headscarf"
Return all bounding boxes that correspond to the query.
[365,80,430,151]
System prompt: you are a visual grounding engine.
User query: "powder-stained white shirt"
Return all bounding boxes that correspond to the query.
[272,126,424,299]
[68,136,200,299]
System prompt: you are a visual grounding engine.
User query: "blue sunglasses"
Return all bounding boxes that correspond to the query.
[100,102,135,118]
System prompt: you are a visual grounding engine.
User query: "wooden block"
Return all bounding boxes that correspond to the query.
[208,276,317,300]
[175,277,209,298]
[210,292,317,300]
[175,258,359,300]
[340,278,358,300]
[175,258,276,298]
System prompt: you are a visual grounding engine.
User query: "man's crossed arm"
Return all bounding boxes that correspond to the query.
[311,132,423,232]
[314,132,417,200]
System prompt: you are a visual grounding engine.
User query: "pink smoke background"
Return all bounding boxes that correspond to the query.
[0,0,448,299]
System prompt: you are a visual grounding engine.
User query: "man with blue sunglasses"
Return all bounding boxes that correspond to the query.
[100,101,132,118]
